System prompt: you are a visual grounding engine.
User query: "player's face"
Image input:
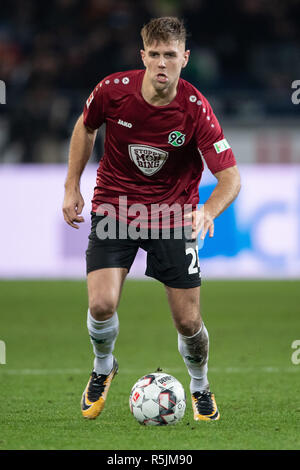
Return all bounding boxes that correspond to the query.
[141,40,190,93]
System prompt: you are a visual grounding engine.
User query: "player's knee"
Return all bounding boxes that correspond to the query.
[89,298,117,321]
[175,316,202,337]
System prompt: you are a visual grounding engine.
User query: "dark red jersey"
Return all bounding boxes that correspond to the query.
[83,69,236,226]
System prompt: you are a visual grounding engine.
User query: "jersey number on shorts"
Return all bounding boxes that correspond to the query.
[186,246,200,276]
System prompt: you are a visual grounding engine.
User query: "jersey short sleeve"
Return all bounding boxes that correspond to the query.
[195,94,236,174]
[83,81,106,130]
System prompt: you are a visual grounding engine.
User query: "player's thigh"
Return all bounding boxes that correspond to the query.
[87,267,128,321]
[143,233,201,290]
[165,285,202,336]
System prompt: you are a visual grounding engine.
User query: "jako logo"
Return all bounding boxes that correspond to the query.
[291,80,300,105]
[118,119,132,128]
[0,80,6,104]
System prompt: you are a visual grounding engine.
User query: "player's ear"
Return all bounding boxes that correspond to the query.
[140,49,146,66]
[182,49,190,69]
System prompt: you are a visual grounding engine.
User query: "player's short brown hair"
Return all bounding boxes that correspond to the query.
[141,17,187,47]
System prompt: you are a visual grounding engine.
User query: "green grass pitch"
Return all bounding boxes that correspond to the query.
[0,279,299,450]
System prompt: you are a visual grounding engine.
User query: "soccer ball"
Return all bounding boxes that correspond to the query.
[129,372,186,426]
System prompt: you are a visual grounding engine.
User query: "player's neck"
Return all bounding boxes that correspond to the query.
[141,74,178,106]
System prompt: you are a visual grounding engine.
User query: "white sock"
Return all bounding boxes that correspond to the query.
[178,323,210,393]
[87,309,119,375]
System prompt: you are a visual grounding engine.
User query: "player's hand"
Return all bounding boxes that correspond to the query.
[62,187,85,229]
[185,205,214,240]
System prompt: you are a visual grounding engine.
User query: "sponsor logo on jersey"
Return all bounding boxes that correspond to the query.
[168,131,185,147]
[128,144,169,176]
[118,119,132,128]
[213,138,231,154]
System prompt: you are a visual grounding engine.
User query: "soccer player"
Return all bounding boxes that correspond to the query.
[62,17,241,422]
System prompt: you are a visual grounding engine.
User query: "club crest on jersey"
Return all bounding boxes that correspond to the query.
[128,144,169,176]
[168,131,185,147]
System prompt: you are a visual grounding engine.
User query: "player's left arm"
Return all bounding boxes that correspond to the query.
[192,90,241,240]
[190,165,241,240]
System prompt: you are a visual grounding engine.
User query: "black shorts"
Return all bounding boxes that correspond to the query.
[86,213,201,289]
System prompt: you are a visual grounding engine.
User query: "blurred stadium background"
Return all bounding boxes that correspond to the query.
[0,0,299,280]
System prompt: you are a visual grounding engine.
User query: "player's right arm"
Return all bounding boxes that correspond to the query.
[63,114,97,229]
